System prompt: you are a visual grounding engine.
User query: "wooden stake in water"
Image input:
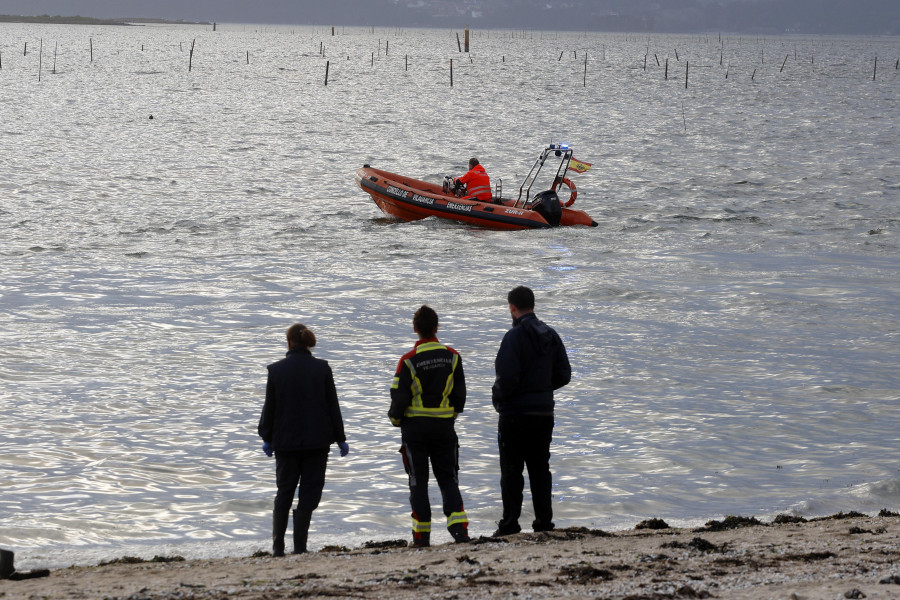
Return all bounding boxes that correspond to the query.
[38,38,42,82]
[873,57,877,81]
[665,58,668,80]
[90,38,93,62]
[583,51,587,87]
[450,58,453,86]
[53,41,57,74]
[456,33,461,52]
[465,26,469,53]
[685,61,689,88]
[189,39,195,71]
[780,54,788,72]
[325,61,329,85]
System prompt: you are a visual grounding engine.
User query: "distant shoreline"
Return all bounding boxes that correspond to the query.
[0,15,209,26]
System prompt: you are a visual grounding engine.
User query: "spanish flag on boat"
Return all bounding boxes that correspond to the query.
[568,157,592,174]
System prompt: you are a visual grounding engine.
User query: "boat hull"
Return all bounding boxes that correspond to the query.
[356,167,597,230]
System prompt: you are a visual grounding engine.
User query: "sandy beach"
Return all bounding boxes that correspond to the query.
[3,513,900,599]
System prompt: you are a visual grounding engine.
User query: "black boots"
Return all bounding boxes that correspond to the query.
[448,523,470,543]
[272,510,290,557]
[412,531,430,547]
[273,509,313,556]
[293,509,312,554]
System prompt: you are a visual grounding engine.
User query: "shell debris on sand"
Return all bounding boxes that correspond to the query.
[2,514,900,599]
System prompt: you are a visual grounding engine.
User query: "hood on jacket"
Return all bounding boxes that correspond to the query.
[516,313,555,355]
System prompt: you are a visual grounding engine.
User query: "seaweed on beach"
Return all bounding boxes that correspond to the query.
[810,511,867,522]
[470,535,509,545]
[694,515,763,532]
[777,551,836,562]
[661,537,724,553]
[879,509,900,517]
[610,584,712,599]
[773,514,808,524]
[557,561,615,583]
[97,555,185,566]
[319,545,351,553]
[636,518,671,530]
[362,539,408,550]
[557,526,615,538]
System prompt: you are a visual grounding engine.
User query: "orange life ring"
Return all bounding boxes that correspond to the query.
[559,177,577,206]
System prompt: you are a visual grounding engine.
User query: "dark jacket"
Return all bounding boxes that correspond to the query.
[492,312,571,416]
[258,347,347,452]
[389,338,466,426]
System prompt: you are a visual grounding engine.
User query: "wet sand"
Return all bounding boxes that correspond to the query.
[3,514,900,599]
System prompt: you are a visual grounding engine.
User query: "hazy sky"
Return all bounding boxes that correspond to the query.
[1,0,896,34]
[1,1,341,23]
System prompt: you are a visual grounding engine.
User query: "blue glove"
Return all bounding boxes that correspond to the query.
[338,442,349,457]
[262,442,273,457]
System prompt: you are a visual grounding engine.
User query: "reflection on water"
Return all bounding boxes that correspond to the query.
[0,23,898,568]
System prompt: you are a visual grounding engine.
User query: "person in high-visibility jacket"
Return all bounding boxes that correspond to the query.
[389,305,470,547]
[455,157,493,202]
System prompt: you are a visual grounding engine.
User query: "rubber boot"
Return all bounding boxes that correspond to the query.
[448,523,470,543]
[412,531,430,548]
[272,510,290,557]
[293,509,312,554]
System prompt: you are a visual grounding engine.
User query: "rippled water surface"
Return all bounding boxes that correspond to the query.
[1,23,898,569]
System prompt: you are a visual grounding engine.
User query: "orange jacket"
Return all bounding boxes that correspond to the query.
[457,164,492,201]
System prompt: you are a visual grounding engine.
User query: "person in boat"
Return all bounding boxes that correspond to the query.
[454,157,493,202]
[258,323,350,556]
[389,305,470,547]
[491,286,571,537]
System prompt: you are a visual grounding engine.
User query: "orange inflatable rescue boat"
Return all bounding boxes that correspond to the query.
[356,144,598,230]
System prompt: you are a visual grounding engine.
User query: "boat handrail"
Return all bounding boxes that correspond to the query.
[515,145,573,208]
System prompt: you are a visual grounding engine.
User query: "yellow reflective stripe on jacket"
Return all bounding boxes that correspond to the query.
[402,344,459,419]
[447,511,468,527]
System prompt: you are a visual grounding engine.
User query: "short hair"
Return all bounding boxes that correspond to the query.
[507,286,535,311]
[413,305,439,338]
[286,323,316,349]
[469,157,479,167]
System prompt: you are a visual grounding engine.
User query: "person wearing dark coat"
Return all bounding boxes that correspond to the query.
[492,286,571,536]
[258,323,349,556]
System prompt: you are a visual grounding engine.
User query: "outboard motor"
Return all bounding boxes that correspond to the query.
[531,190,562,226]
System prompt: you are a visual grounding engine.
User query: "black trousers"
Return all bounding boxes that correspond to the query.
[497,413,554,532]
[274,449,329,514]
[400,418,466,532]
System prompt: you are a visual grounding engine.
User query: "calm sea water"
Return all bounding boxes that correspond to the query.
[1,23,898,569]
